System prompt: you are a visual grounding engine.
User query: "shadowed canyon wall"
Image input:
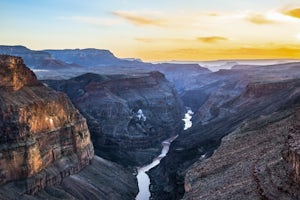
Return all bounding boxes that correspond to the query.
[149,65,300,199]
[44,72,184,166]
[183,107,300,200]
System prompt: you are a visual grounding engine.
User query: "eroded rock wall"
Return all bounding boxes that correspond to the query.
[149,71,300,199]
[0,55,40,90]
[284,107,300,185]
[44,72,184,166]
[0,55,94,195]
[183,107,300,200]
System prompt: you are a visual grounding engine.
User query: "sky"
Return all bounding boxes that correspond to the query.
[1,0,300,61]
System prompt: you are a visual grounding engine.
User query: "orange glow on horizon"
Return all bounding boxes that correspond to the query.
[133,46,300,62]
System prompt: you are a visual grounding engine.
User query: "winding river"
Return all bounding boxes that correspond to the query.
[135,109,193,200]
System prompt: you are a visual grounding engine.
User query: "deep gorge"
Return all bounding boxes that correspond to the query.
[136,109,193,200]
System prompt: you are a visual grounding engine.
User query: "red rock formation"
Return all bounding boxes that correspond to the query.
[0,55,94,194]
[0,55,40,90]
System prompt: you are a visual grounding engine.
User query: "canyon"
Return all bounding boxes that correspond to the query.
[149,64,300,199]
[0,45,300,200]
[43,71,184,167]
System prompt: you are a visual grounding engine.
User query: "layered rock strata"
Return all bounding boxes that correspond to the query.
[0,55,94,195]
[0,156,138,200]
[44,72,184,166]
[149,68,300,199]
[183,107,300,200]
[284,108,300,186]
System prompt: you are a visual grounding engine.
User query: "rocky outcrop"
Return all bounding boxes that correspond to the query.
[284,108,300,185]
[44,72,184,166]
[0,55,40,90]
[0,55,94,195]
[149,66,300,199]
[183,107,300,200]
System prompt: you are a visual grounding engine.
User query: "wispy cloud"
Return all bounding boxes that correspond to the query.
[197,36,228,43]
[246,13,276,24]
[282,7,300,19]
[58,16,118,26]
[112,11,166,27]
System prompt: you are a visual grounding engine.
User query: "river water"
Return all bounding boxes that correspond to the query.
[135,109,193,200]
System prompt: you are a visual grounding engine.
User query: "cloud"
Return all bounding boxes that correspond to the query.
[112,11,166,27]
[197,36,228,43]
[246,13,276,24]
[282,8,300,19]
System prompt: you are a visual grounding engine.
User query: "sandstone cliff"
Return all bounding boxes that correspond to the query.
[44,72,184,166]
[0,55,138,200]
[0,55,41,90]
[0,55,94,195]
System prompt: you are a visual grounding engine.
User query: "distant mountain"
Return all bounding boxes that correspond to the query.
[0,45,78,69]
[0,45,212,92]
[44,48,142,67]
[152,63,211,92]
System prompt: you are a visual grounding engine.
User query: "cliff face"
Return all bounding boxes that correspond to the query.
[0,55,138,200]
[284,108,300,185]
[44,72,184,166]
[0,55,40,90]
[183,107,300,200]
[0,55,94,194]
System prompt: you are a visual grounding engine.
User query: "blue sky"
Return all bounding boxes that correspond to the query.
[1,0,300,60]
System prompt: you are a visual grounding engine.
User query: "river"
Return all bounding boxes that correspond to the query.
[135,109,193,200]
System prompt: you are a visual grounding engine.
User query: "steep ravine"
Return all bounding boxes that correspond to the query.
[136,109,193,200]
[149,67,300,199]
